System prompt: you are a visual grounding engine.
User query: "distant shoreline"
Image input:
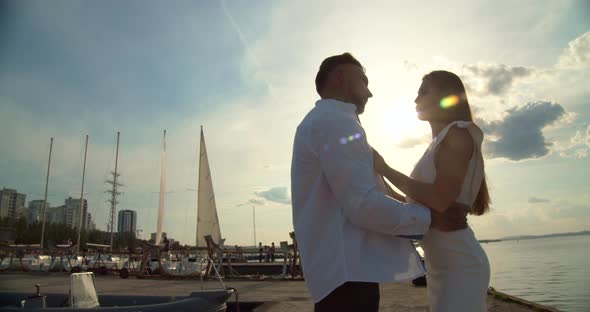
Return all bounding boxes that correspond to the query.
[479,230,590,244]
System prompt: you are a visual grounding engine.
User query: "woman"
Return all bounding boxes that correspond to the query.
[374,70,491,311]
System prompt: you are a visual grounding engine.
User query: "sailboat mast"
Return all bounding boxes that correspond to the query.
[155,130,166,246]
[110,131,120,252]
[195,126,202,247]
[253,206,256,247]
[76,135,89,254]
[40,137,53,249]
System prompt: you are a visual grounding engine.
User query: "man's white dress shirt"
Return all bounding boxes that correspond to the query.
[291,99,431,303]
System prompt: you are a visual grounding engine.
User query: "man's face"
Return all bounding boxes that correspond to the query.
[341,64,373,114]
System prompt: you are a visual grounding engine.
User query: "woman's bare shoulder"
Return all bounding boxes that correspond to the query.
[441,125,474,157]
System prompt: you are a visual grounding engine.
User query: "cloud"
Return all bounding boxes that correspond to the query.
[479,101,566,161]
[557,31,590,69]
[471,198,590,239]
[236,198,267,208]
[403,60,419,71]
[463,64,533,96]
[250,198,266,205]
[396,135,430,149]
[554,124,590,159]
[525,199,590,220]
[550,200,590,219]
[528,197,550,204]
[254,187,291,205]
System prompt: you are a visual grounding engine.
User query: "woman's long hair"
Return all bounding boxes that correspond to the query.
[423,70,490,215]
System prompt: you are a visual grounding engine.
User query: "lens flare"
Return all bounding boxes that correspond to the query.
[440,95,459,109]
[339,133,363,144]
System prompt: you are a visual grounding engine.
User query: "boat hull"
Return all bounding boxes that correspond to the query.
[0,290,233,312]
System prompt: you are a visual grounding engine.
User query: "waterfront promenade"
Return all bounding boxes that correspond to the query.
[0,273,559,311]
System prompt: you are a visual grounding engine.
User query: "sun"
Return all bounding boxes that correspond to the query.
[368,96,425,145]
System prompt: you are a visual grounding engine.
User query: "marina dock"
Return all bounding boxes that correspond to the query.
[0,273,560,311]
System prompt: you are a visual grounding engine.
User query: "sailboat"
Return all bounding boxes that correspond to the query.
[154,126,222,249]
[196,126,223,249]
[156,126,223,277]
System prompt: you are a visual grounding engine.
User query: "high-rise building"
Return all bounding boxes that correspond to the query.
[64,197,89,229]
[0,188,26,219]
[41,199,94,231]
[16,207,28,219]
[87,213,96,230]
[28,199,49,223]
[117,209,137,233]
[47,206,66,224]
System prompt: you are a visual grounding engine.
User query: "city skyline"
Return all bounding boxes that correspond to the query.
[1,1,589,245]
[0,188,96,232]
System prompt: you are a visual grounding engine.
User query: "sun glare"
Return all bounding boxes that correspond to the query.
[374,97,424,144]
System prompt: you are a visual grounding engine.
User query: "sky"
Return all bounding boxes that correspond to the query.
[1,0,589,246]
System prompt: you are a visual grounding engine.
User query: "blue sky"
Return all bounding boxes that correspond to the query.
[1,0,589,245]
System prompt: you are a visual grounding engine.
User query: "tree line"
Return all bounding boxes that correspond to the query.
[0,217,141,250]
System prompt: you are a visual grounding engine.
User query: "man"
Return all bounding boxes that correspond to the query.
[163,236,170,251]
[291,53,431,311]
[270,242,276,262]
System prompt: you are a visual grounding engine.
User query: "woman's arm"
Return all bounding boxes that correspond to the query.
[374,127,473,213]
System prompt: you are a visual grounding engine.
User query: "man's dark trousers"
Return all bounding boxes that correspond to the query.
[314,282,379,312]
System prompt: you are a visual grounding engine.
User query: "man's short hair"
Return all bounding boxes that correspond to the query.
[315,53,363,95]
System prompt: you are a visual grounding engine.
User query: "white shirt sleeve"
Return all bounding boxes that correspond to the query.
[311,112,431,236]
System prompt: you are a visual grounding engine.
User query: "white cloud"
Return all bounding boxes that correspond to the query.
[248,198,266,206]
[557,31,590,69]
[254,187,291,205]
[396,136,430,149]
[554,124,590,159]
[528,197,550,204]
[236,198,266,207]
[471,198,590,239]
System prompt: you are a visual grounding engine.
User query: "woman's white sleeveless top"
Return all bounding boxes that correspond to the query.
[407,121,484,209]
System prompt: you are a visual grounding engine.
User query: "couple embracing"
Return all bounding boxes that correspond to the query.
[291,53,491,312]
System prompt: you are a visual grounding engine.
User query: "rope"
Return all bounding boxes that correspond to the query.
[226,286,240,312]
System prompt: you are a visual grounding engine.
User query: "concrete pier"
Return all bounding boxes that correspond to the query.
[0,273,559,311]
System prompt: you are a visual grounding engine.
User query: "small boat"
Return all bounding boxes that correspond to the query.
[0,291,232,312]
[0,272,234,312]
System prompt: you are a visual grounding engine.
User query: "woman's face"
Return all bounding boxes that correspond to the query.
[414,79,441,121]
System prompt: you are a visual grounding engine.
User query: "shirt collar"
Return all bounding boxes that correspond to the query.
[315,98,357,115]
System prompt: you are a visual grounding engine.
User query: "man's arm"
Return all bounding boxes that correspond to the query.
[312,114,430,236]
[381,176,406,202]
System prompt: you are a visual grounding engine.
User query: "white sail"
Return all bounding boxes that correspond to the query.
[155,130,166,246]
[196,126,222,248]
